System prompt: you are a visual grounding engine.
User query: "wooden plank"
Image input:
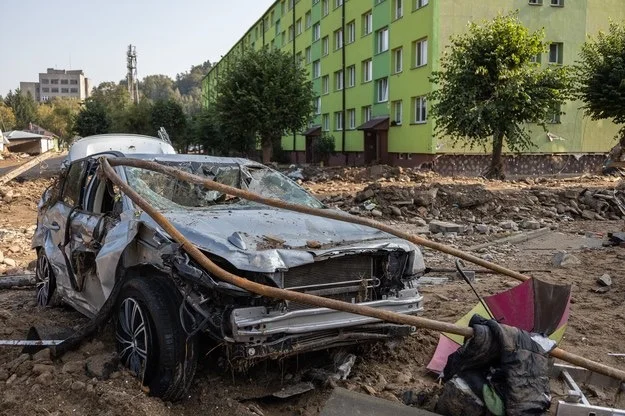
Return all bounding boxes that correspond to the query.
[0,151,56,185]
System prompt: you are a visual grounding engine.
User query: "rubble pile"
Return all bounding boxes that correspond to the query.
[287,164,436,184]
[321,180,625,232]
[0,226,37,273]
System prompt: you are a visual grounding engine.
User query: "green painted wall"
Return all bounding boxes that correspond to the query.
[203,0,625,159]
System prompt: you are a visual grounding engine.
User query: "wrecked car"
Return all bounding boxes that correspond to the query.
[32,134,425,400]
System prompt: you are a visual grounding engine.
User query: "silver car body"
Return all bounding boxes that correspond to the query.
[34,137,425,360]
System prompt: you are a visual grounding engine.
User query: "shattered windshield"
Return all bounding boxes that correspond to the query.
[124,162,324,211]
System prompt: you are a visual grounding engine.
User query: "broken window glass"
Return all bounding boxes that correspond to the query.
[124,162,324,211]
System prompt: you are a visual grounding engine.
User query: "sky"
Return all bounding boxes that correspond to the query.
[0,0,275,97]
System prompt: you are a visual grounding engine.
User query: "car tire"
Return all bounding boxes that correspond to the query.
[35,249,62,307]
[115,275,198,401]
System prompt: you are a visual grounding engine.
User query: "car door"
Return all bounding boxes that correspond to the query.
[41,158,89,299]
[41,158,112,315]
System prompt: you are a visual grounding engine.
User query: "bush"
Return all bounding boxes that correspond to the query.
[313,134,336,164]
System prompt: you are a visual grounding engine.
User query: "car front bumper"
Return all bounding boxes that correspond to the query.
[229,288,423,359]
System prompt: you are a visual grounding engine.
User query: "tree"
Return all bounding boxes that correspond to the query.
[429,13,572,179]
[0,102,17,131]
[576,22,625,166]
[90,82,133,131]
[37,98,81,145]
[141,75,178,102]
[121,99,154,136]
[213,47,314,162]
[4,89,38,129]
[74,98,111,137]
[150,99,187,150]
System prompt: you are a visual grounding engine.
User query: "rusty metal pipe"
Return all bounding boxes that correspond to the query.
[101,157,625,382]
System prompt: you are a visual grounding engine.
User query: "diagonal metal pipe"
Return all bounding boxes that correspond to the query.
[101,157,625,382]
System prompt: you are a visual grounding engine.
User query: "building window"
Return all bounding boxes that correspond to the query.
[60,79,69,85]
[528,0,543,4]
[334,111,344,131]
[61,88,69,93]
[549,42,563,64]
[42,87,50,93]
[305,46,312,63]
[313,23,321,41]
[347,108,356,129]
[393,47,403,73]
[346,20,356,44]
[322,36,330,55]
[41,79,49,84]
[530,53,542,63]
[70,88,78,93]
[288,0,294,10]
[288,25,294,41]
[335,28,344,50]
[376,27,389,53]
[393,100,403,125]
[322,75,330,94]
[415,0,428,8]
[322,113,330,131]
[313,97,321,115]
[322,0,329,16]
[347,65,356,87]
[362,59,373,82]
[335,70,344,90]
[376,78,388,102]
[362,106,372,122]
[335,0,343,7]
[551,0,563,5]
[363,11,373,35]
[394,0,403,19]
[51,79,59,84]
[414,38,428,67]
[549,104,562,123]
[51,88,59,93]
[413,96,427,123]
[296,19,302,35]
[305,11,312,29]
[312,60,321,78]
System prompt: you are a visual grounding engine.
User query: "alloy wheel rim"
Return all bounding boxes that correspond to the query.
[116,298,149,380]
[36,255,52,306]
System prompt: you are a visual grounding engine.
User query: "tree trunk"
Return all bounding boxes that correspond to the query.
[484,131,505,180]
[604,130,625,173]
[262,141,273,164]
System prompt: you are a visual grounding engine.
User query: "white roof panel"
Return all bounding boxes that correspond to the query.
[67,134,176,162]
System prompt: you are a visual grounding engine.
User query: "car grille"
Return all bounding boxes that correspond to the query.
[283,254,377,310]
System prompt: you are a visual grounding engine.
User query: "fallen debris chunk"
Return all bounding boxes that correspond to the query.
[597,274,612,287]
[428,220,465,234]
[272,381,315,399]
[552,251,581,268]
[593,287,610,294]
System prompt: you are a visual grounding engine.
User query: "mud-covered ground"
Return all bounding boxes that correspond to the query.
[0,161,624,415]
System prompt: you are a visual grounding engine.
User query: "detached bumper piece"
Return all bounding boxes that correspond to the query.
[230,288,423,359]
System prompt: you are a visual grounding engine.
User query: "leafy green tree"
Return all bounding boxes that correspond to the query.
[37,98,81,145]
[0,102,17,131]
[141,75,178,102]
[576,22,625,165]
[430,13,572,178]
[90,82,133,131]
[121,99,154,135]
[213,47,314,162]
[74,98,111,137]
[150,99,187,150]
[313,133,336,165]
[4,89,38,129]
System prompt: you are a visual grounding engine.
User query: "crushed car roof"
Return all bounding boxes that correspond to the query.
[67,134,176,163]
[126,153,264,167]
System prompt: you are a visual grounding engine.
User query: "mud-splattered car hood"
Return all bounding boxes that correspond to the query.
[139,208,421,273]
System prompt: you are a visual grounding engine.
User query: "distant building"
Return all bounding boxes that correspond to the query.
[3,130,57,154]
[20,68,91,103]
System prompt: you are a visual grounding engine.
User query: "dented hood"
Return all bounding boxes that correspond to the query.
[139,208,416,273]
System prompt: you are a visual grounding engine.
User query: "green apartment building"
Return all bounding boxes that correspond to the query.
[203,0,625,168]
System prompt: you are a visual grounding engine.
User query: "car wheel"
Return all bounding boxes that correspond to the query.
[35,249,61,307]
[115,275,198,401]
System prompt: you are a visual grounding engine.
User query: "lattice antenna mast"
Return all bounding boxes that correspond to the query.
[126,45,140,104]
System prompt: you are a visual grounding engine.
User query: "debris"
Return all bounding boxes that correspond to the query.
[597,274,612,287]
[607,232,625,247]
[593,287,610,294]
[86,352,119,380]
[272,381,315,399]
[468,227,550,251]
[551,251,581,268]
[306,240,322,249]
[428,220,465,234]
